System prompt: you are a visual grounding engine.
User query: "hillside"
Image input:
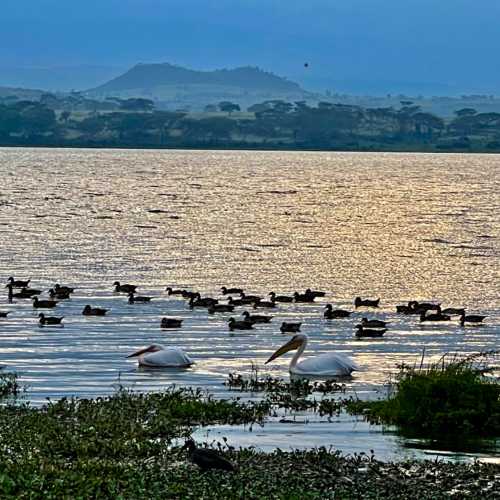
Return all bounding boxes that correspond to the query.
[88,63,311,109]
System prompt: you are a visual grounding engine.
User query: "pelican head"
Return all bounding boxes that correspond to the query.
[265,334,307,364]
[127,344,163,358]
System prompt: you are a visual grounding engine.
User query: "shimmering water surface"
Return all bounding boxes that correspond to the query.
[1,148,499,461]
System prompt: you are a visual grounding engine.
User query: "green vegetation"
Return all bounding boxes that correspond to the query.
[3,95,500,152]
[0,383,498,498]
[351,353,500,438]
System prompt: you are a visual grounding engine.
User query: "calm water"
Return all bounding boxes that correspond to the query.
[0,148,499,461]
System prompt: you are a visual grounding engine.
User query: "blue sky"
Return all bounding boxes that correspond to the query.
[2,0,499,93]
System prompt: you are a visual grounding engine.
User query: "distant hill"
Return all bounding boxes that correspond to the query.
[87,63,311,109]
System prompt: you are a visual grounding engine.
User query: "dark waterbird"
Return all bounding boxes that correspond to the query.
[183,439,236,472]
[293,292,315,303]
[305,288,326,298]
[208,303,234,313]
[361,317,387,328]
[441,307,465,315]
[189,294,218,308]
[280,321,301,333]
[128,292,152,304]
[355,325,386,338]
[242,311,272,324]
[165,287,185,295]
[221,286,243,295]
[6,284,41,299]
[354,297,380,308]
[49,288,71,300]
[160,317,183,328]
[228,317,253,330]
[38,313,64,326]
[460,312,486,326]
[252,298,276,308]
[268,291,293,302]
[409,301,441,313]
[32,297,58,308]
[227,296,248,307]
[82,305,108,316]
[0,311,10,318]
[240,292,261,303]
[113,281,137,293]
[324,304,351,319]
[7,277,30,288]
[54,284,75,294]
[420,308,451,322]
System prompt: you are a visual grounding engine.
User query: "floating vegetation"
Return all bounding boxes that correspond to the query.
[352,351,500,438]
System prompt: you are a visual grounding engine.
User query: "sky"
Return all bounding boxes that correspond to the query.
[1,0,500,94]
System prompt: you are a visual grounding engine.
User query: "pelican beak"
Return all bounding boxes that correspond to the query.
[265,337,302,364]
[127,346,153,358]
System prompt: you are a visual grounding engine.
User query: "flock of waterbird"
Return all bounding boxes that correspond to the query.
[1,276,487,377]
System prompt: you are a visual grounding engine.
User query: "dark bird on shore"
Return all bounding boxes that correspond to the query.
[355,325,386,338]
[165,287,185,296]
[221,286,244,295]
[189,293,218,308]
[460,312,486,326]
[354,297,380,308]
[324,304,351,319]
[82,305,108,316]
[38,313,63,326]
[293,292,315,303]
[242,311,272,324]
[305,288,326,298]
[54,284,75,294]
[208,303,234,314]
[160,317,183,328]
[7,277,30,288]
[32,297,58,308]
[183,439,236,472]
[280,321,301,333]
[113,281,137,293]
[269,291,293,303]
[128,292,152,304]
[49,288,71,300]
[0,311,10,318]
[361,317,387,328]
[228,317,253,330]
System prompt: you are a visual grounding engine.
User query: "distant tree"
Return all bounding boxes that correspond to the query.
[218,101,240,114]
[120,98,155,112]
[204,104,218,113]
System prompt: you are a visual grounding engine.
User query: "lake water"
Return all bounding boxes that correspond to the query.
[0,147,498,461]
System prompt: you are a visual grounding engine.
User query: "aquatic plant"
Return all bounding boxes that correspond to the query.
[353,351,500,438]
[0,372,21,399]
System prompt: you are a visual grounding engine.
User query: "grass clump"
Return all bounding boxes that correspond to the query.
[356,351,500,438]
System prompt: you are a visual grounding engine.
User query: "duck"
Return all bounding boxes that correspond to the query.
[160,317,183,328]
[420,307,451,322]
[182,290,199,300]
[48,288,71,300]
[32,297,58,308]
[324,304,351,319]
[354,297,380,308]
[305,288,326,298]
[228,317,253,331]
[355,325,386,338]
[113,281,137,294]
[227,296,247,307]
[7,277,30,288]
[189,294,218,308]
[0,311,10,318]
[128,292,152,304]
[6,284,41,299]
[183,439,235,472]
[240,292,261,303]
[38,313,64,326]
[459,312,486,326]
[54,284,75,294]
[252,298,276,308]
[361,317,387,328]
[221,286,244,295]
[242,311,272,324]
[441,307,465,316]
[127,344,193,367]
[268,291,294,303]
[165,287,186,296]
[396,304,413,314]
[293,292,315,303]
[208,303,235,314]
[410,301,440,312]
[280,321,301,333]
[82,305,108,316]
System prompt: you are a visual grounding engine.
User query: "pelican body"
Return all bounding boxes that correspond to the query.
[266,333,360,377]
[127,344,193,368]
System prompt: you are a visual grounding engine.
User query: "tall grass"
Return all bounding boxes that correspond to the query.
[361,351,499,437]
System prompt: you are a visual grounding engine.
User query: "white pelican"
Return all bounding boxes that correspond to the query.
[265,333,360,377]
[127,344,194,368]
